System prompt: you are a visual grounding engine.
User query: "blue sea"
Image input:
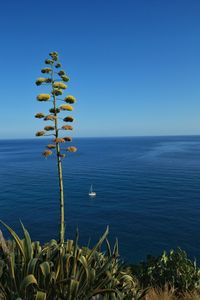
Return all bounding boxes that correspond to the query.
[1,136,200,263]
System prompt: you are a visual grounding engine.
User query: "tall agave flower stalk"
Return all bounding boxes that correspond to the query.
[35,52,77,245]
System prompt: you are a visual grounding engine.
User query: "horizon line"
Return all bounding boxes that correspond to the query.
[1,134,200,140]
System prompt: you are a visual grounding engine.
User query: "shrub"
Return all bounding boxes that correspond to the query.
[131,248,200,294]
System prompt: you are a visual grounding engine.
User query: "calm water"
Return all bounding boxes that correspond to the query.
[1,136,200,263]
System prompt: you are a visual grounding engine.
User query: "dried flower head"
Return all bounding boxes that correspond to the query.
[54,138,65,143]
[55,63,61,68]
[43,150,52,157]
[59,153,65,158]
[35,77,51,86]
[63,116,74,122]
[35,131,45,136]
[62,125,73,130]
[60,104,73,111]
[45,59,53,64]
[52,89,63,96]
[58,70,65,76]
[67,146,77,153]
[44,126,55,131]
[35,113,45,119]
[64,95,76,104]
[49,108,60,114]
[41,68,52,74]
[44,115,57,121]
[61,75,70,82]
[47,144,56,149]
[37,94,51,101]
[63,137,72,142]
[53,82,67,89]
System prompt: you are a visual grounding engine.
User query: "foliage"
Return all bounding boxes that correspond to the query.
[0,223,144,300]
[131,248,200,294]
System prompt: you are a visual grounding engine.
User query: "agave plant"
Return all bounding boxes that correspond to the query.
[35,51,77,245]
[0,223,143,299]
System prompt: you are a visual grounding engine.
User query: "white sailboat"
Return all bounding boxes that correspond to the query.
[89,185,96,197]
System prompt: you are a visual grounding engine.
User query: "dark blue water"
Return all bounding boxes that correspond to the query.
[1,136,200,263]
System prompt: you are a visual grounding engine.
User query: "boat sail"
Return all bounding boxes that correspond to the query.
[89,185,96,197]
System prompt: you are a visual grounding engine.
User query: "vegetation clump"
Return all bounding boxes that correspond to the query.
[0,225,141,299]
[131,248,200,296]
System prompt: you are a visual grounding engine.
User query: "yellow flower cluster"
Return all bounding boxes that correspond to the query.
[49,51,58,61]
[62,125,73,130]
[45,59,53,65]
[47,144,56,149]
[53,82,67,89]
[56,69,70,82]
[35,77,51,86]
[63,137,72,142]
[61,75,70,82]
[35,113,45,119]
[43,150,52,157]
[44,126,55,131]
[49,108,60,114]
[60,104,73,111]
[67,146,77,153]
[64,95,76,104]
[52,89,63,96]
[63,116,74,122]
[37,94,51,101]
[44,115,57,121]
[35,131,45,136]
[54,138,65,143]
[55,63,61,68]
[41,68,52,74]
[58,70,65,76]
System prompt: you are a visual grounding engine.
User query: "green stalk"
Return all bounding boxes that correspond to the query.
[51,64,65,245]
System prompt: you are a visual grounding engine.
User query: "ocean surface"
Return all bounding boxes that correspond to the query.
[1,136,200,263]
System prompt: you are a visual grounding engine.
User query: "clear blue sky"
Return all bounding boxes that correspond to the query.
[1,0,200,138]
